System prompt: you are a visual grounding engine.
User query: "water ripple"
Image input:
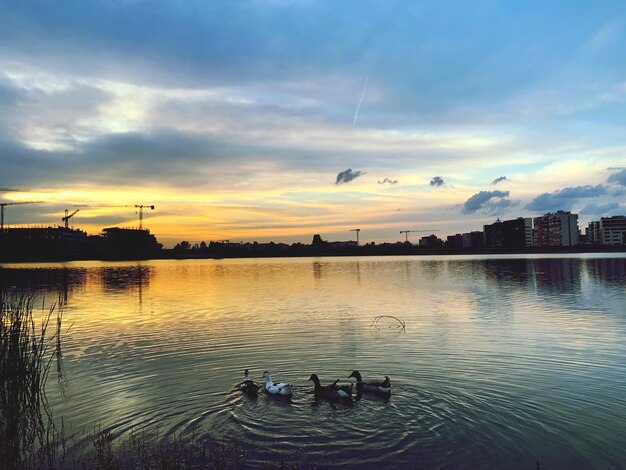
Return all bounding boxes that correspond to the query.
[3,255,624,468]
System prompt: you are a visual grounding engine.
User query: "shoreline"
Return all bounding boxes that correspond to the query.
[1,245,625,263]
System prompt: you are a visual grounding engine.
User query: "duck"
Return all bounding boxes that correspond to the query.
[236,369,259,395]
[262,371,293,396]
[308,374,353,400]
[347,370,391,395]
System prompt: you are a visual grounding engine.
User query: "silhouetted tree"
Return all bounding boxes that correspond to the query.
[174,241,191,251]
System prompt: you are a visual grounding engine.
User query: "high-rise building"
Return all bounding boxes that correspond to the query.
[523,217,533,247]
[586,220,601,244]
[534,211,578,246]
[483,218,530,249]
[585,216,626,245]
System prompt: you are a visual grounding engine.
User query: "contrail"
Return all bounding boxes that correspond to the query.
[352,76,369,127]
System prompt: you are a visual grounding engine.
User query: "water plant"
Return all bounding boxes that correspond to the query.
[0,289,64,468]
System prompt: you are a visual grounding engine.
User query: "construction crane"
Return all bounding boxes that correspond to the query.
[400,229,440,243]
[62,209,79,229]
[0,201,43,230]
[349,228,361,245]
[74,204,155,229]
[134,204,155,230]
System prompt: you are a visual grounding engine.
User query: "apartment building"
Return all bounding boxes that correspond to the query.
[586,215,626,245]
[534,211,578,247]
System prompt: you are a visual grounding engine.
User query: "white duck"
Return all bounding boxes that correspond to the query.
[262,371,293,396]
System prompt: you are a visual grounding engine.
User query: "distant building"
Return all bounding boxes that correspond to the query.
[419,234,443,248]
[0,226,88,261]
[100,227,161,259]
[523,218,533,247]
[586,220,601,244]
[534,211,578,247]
[446,233,463,249]
[446,232,484,249]
[462,231,485,249]
[586,216,626,245]
[483,218,530,249]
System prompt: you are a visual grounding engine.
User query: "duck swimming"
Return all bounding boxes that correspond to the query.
[348,370,391,395]
[262,371,293,396]
[308,374,353,400]
[236,369,259,395]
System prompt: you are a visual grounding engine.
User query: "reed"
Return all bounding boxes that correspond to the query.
[74,428,313,469]
[0,289,64,468]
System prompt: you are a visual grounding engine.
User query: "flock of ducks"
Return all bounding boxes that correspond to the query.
[236,369,391,401]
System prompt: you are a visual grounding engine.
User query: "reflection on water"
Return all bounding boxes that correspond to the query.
[100,265,151,292]
[585,257,626,284]
[1,255,625,469]
[0,267,87,303]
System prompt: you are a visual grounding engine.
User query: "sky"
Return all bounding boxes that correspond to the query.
[1,0,625,247]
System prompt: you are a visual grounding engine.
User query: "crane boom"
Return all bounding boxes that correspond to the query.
[349,228,361,245]
[0,201,44,230]
[73,204,155,229]
[61,209,80,229]
[400,229,440,242]
[134,204,155,230]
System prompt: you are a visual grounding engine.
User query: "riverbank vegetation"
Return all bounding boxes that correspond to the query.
[0,289,65,468]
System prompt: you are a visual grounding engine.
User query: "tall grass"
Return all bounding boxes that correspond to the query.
[0,289,64,468]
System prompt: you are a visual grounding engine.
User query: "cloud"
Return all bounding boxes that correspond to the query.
[579,202,620,215]
[607,169,626,186]
[491,176,508,185]
[0,131,278,189]
[581,18,624,55]
[525,185,607,212]
[430,176,444,187]
[335,168,365,185]
[462,190,511,214]
[378,177,398,185]
[0,187,31,192]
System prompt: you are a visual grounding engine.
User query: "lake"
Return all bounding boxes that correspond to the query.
[1,254,625,469]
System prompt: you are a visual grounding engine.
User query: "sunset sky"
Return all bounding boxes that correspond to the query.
[1,0,625,246]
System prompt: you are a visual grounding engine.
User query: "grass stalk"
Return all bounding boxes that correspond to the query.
[0,289,64,468]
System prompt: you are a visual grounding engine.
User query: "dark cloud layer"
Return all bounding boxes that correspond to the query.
[335,168,365,185]
[0,132,222,187]
[607,169,626,186]
[580,202,620,215]
[430,176,444,187]
[491,176,508,185]
[462,190,511,214]
[525,185,606,212]
[3,127,373,190]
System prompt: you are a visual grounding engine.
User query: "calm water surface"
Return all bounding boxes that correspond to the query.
[1,254,625,469]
